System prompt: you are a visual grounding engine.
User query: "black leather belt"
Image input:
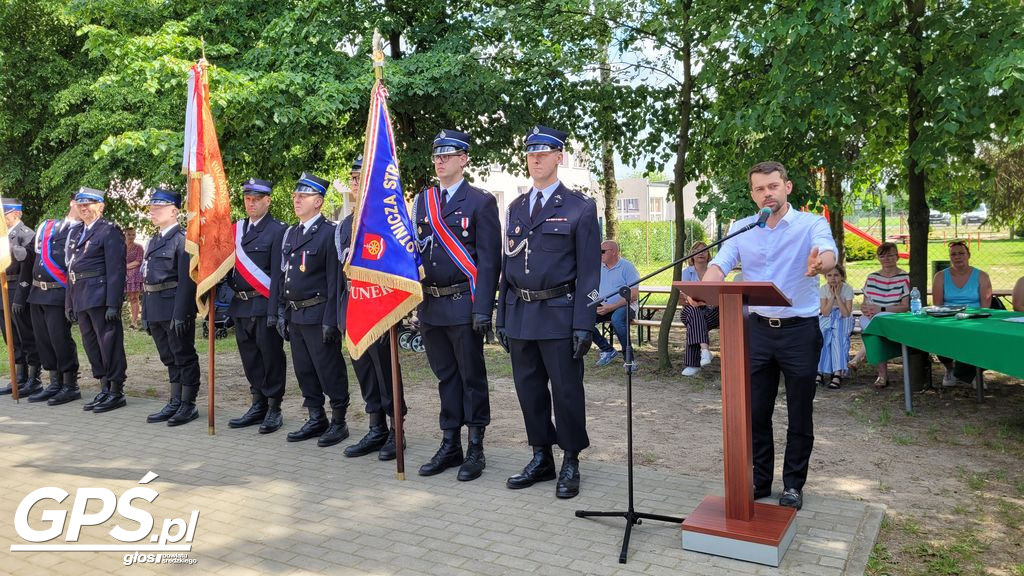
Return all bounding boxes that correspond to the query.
[143,281,179,292]
[425,282,469,298]
[5,274,19,281]
[751,314,816,328]
[286,295,327,310]
[512,282,575,303]
[32,279,63,291]
[235,290,263,301]
[69,269,103,283]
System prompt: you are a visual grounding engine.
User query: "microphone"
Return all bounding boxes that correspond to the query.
[756,206,771,228]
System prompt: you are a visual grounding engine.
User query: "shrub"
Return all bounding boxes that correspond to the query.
[616,219,708,266]
[845,233,877,261]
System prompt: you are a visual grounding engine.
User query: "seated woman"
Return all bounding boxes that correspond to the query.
[679,241,718,377]
[817,265,855,389]
[933,240,992,386]
[1013,276,1024,312]
[850,242,910,388]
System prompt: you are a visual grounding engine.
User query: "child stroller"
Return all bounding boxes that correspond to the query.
[202,282,235,339]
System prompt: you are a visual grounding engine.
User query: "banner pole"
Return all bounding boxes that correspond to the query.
[208,301,216,435]
[389,325,405,480]
[1,275,18,402]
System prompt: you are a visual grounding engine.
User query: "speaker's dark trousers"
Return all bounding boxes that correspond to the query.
[748,314,822,493]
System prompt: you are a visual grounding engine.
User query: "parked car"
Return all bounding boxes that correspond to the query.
[929,209,951,226]
[961,204,988,225]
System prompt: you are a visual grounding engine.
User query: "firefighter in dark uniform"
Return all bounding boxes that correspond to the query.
[0,198,41,397]
[141,188,200,426]
[65,187,128,413]
[411,130,501,481]
[496,125,601,499]
[338,156,408,460]
[27,195,82,405]
[279,172,350,447]
[227,178,288,434]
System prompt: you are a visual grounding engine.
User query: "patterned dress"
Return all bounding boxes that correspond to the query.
[125,243,144,293]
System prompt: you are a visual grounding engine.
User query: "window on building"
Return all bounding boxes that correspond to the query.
[573,153,589,169]
[618,198,639,213]
[649,197,664,217]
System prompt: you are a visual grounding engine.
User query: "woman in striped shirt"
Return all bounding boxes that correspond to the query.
[850,242,910,387]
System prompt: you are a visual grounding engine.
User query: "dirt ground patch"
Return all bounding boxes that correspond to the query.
[107,329,1024,576]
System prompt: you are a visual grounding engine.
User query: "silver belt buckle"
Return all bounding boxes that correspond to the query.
[69,271,77,284]
[768,318,781,328]
[520,289,532,302]
[40,283,47,291]
[238,291,249,301]
[428,286,441,297]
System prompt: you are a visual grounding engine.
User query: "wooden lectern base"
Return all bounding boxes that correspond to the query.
[681,495,797,567]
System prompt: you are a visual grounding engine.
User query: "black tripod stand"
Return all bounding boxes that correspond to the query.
[575,209,771,563]
[575,285,684,564]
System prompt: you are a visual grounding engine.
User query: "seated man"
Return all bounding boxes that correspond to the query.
[592,240,639,369]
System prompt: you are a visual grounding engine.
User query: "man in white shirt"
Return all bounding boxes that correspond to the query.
[702,161,836,510]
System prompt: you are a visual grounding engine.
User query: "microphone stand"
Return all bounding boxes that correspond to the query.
[575,212,768,564]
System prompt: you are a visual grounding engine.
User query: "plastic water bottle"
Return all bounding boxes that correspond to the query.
[910,287,922,315]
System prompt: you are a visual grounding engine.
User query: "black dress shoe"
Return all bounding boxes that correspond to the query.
[779,488,803,510]
[47,386,81,406]
[287,408,329,442]
[83,392,109,411]
[378,428,405,461]
[229,401,268,428]
[418,430,463,476]
[754,485,771,499]
[555,455,581,499]
[167,402,199,426]
[506,447,556,489]
[458,441,486,482]
[28,376,62,403]
[258,407,283,434]
[92,394,126,413]
[147,399,181,423]
[0,384,12,395]
[17,380,43,398]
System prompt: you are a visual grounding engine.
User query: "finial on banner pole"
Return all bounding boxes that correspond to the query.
[372,29,385,80]
[199,36,208,68]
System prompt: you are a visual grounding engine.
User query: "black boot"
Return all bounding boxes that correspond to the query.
[147,398,181,423]
[229,396,268,428]
[418,428,464,476]
[18,365,43,397]
[555,451,581,499]
[82,379,110,411]
[167,385,199,426]
[458,426,486,481]
[317,408,350,447]
[0,363,27,395]
[48,372,82,406]
[287,407,329,442]
[259,399,283,434]
[29,371,62,403]
[148,381,182,423]
[93,380,127,413]
[343,412,388,457]
[506,446,556,489]
[378,416,406,461]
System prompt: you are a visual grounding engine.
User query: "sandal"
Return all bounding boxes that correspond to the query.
[828,374,842,389]
[873,377,889,389]
[815,373,826,387]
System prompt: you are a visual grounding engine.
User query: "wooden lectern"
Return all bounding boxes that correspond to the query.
[674,281,797,567]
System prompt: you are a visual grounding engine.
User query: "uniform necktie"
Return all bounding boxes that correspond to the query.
[531,191,543,221]
[440,189,448,211]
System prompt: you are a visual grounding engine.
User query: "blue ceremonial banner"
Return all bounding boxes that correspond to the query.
[344,80,424,359]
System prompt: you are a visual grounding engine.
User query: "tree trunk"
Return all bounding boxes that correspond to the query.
[825,168,846,264]
[905,0,928,300]
[656,8,693,372]
[599,40,618,240]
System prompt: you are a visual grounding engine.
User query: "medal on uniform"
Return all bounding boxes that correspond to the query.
[514,225,521,234]
[300,251,307,273]
[461,218,469,238]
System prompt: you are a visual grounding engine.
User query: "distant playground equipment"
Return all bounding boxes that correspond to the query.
[821,206,910,259]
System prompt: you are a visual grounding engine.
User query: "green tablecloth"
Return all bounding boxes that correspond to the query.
[862,309,1024,379]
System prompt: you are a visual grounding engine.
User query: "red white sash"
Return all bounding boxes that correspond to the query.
[233,221,270,298]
